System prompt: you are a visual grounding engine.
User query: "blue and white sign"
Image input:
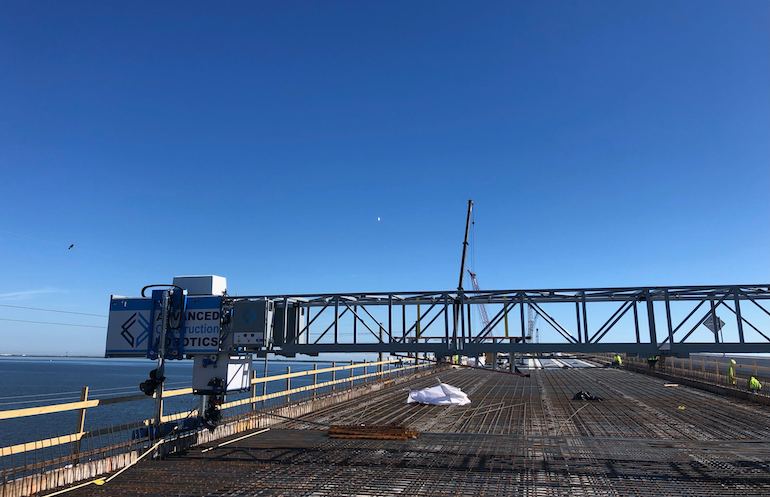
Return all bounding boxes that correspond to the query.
[106,296,222,357]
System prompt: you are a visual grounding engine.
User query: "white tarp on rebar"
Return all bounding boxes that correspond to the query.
[406,381,471,406]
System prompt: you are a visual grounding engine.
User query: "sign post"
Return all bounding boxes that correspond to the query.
[703,314,725,343]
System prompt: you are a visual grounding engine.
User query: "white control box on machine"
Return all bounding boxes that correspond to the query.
[172,275,227,296]
[192,356,251,394]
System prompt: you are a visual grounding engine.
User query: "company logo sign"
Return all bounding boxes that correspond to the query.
[120,312,150,347]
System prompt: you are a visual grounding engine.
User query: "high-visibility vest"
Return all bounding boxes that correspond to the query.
[749,376,762,391]
[729,360,737,384]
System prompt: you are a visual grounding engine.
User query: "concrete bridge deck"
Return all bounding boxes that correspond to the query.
[68,366,770,496]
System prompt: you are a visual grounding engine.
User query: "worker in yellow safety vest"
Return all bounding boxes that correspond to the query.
[748,376,762,393]
[647,355,659,370]
[612,354,622,368]
[728,359,737,386]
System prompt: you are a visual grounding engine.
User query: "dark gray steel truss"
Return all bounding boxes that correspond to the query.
[228,285,770,357]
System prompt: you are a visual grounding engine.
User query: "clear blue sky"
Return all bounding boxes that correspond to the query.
[1,1,768,355]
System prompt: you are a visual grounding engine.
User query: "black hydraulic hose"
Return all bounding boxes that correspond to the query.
[141,284,186,297]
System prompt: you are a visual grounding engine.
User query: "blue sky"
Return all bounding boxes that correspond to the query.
[0,1,768,355]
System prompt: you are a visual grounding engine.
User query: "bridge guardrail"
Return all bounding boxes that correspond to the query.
[0,358,428,464]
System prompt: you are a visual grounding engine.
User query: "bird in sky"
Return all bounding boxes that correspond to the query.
[377,217,381,222]
[68,244,74,250]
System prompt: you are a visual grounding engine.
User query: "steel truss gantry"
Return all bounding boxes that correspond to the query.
[232,284,770,357]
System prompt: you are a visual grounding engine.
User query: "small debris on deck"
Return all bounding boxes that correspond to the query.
[328,424,419,440]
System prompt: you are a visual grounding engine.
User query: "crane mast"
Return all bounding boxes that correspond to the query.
[467,269,491,331]
[527,304,539,344]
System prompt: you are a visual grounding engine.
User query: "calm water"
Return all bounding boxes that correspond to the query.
[0,356,366,461]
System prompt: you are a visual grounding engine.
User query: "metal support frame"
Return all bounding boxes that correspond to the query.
[223,284,770,356]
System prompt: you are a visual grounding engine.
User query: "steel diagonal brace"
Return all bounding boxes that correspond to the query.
[744,293,770,319]
[356,303,391,342]
[720,302,770,342]
[340,302,382,342]
[527,300,579,344]
[659,300,706,345]
[415,305,445,337]
[401,302,438,339]
[298,300,332,340]
[312,307,350,344]
[472,301,514,342]
[589,301,635,344]
[677,291,732,344]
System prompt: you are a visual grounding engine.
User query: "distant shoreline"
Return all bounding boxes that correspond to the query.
[0,354,104,358]
[0,354,367,363]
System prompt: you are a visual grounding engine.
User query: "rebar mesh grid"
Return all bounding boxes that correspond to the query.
[68,367,770,497]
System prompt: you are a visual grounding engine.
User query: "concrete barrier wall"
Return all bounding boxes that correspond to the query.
[1,452,137,497]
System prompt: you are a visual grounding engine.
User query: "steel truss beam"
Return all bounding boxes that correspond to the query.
[228,285,770,356]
